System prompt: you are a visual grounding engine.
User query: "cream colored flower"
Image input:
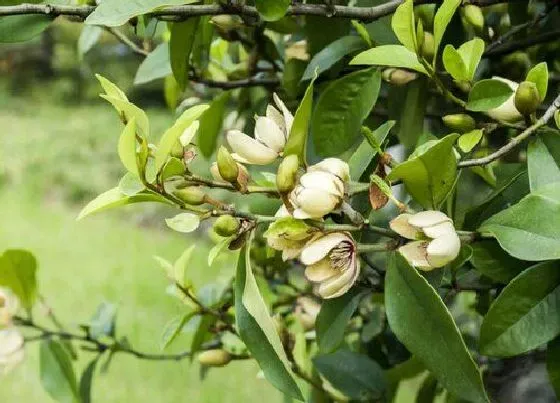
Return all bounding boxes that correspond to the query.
[307,158,350,183]
[226,94,293,165]
[0,288,19,328]
[390,211,461,270]
[0,328,24,375]
[301,232,360,299]
[486,77,523,123]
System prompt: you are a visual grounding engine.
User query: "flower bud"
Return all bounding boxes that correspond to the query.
[463,5,484,33]
[217,146,239,183]
[276,155,299,194]
[170,140,184,159]
[486,77,523,122]
[382,68,418,86]
[173,187,206,206]
[0,288,19,328]
[264,217,316,260]
[197,349,232,367]
[442,114,476,133]
[514,81,541,116]
[213,215,240,237]
[421,32,435,62]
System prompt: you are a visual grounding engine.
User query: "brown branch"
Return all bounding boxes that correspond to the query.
[188,73,279,89]
[484,29,560,57]
[105,27,149,56]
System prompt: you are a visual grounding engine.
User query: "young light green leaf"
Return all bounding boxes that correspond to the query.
[388,134,459,209]
[458,129,483,153]
[118,117,139,176]
[100,95,150,137]
[235,244,303,400]
[284,75,315,164]
[134,42,172,85]
[528,133,560,192]
[198,91,231,157]
[78,25,102,58]
[442,45,468,81]
[385,253,489,403]
[312,67,381,157]
[351,20,373,48]
[457,37,485,81]
[255,0,290,22]
[547,337,560,400]
[526,62,548,101]
[0,15,53,43]
[479,182,560,261]
[316,289,363,353]
[0,249,37,312]
[302,36,366,81]
[165,213,200,233]
[208,236,233,267]
[351,45,428,74]
[160,312,195,350]
[95,74,127,101]
[480,261,560,357]
[349,121,395,180]
[433,0,461,62]
[40,340,80,403]
[391,0,417,52]
[470,241,529,284]
[467,79,514,111]
[170,18,200,90]
[161,157,185,180]
[173,245,195,287]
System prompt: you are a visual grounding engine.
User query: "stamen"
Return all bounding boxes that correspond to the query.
[329,241,354,271]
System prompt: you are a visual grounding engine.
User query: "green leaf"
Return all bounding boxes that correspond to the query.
[77,187,173,220]
[470,241,529,284]
[96,73,127,101]
[316,289,363,353]
[547,337,560,400]
[313,350,386,400]
[527,132,560,192]
[100,95,150,137]
[302,36,366,82]
[161,157,185,180]
[85,0,198,27]
[235,244,303,400]
[165,212,200,233]
[457,37,485,81]
[0,249,37,312]
[387,134,459,209]
[208,236,233,267]
[526,62,548,101]
[134,43,172,85]
[191,314,215,359]
[40,340,80,403]
[169,18,200,90]
[442,45,468,81]
[478,183,560,261]
[480,261,560,357]
[78,25,102,58]
[312,67,381,157]
[385,253,489,403]
[154,104,208,172]
[416,374,438,403]
[118,117,139,176]
[467,79,513,111]
[79,357,99,403]
[173,245,195,287]
[458,129,483,153]
[433,0,461,62]
[351,45,427,74]
[198,91,231,157]
[160,312,195,350]
[255,0,290,21]
[284,75,315,164]
[349,121,395,180]
[0,15,53,43]
[118,172,144,196]
[89,302,117,339]
[391,0,416,52]
[351,20,373,47]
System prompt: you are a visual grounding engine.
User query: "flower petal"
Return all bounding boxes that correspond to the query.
[308,158,350,183]
[408,210,451,229]
[390,213,421,240]
[0,328,23,358]
[486,77,523,123]
[273,93,294,135]
[299,171,344,197]
[275,205,291,218]
[291,187,339,218]
[266,105,286,136]
[305,259,339,282]
[255,116,286,153]
[422,221,456,239]
[300,233,349,265]
[315,258,360,299]
[398,241,431,270]
[227,130,278,165]
[426,233,461,268]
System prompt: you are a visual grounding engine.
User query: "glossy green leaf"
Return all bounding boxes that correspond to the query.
[40,340,80,403]
[458,129,483,153]
[284,75,315,164]
[547,337,560,400]
[0,249,37,312]
[467,79,513,111]
[155,104,208,172]
[255,0,290,21]
[235,245,303,400]
[77,188,173,220]
[349,121,395,180]
[79,357,99,403]
[312,67,381,157]
[478,183,560,261]
[198,91,231,157]
[470,241,529,284]
[351,45,427,73]
[442,45,468,81]
[433,0,461,61]
[118,118,139,176]
[385,253,489,403]
[457,38,485,81]
[316,289,363,353]
[302,36,366,81]
[480,261,560,356]
[0,15,53,43]
[165,212,200,233]
[527,132,560,192]
[169,18,200,90]
[391,0,416,52]
[526,62,548,101]
[78,25,102,58]
[86,0,198,27]
[134,43,172,85]
[388,134,459,209]
[313,350,386,400]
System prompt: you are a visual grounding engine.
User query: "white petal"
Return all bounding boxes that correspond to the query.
[398,241,431,269]
[426,233,461,268]
[299,171,344,197]
[0,329,23,358]
[255,116,286,153]
[390,214,421,240]
[227,130,278,165]
[308,158,350,182]
[408,210,451,229]
[266,105,286,135]
[282,248,302,261]
[486,77,523,123]
[179,120,199,146]
[422,221,456,239]
[273,93,294,134]
[315,258,360,299]
[292,208,313,219]
[305,259,339,282]
[300,233,349,265]
[275,205,291,218]
[292,187,339,218]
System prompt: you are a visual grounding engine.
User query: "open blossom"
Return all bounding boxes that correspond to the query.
[0,328,24,375]
[301,232,360,299]
[0,288,19,327]
[226,94,293,165]
[486,77,523,123]
[390,211,461,270]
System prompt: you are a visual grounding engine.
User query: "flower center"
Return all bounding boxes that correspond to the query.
[329,241,354,271]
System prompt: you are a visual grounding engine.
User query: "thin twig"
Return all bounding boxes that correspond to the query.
[105,27,148,56]
[484,29,560,57]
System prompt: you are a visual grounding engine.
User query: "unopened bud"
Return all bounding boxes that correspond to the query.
[463,5,484,33]
[382,68,418,86]
[442,114,476,133]
[514,81,540,116]
[421,32,435,62]
[276,155,299,193]
[213,215,240,237]
[173,187,206,205]
[170,140,184,159]
[217,146,239,183]
[197,349,232,367]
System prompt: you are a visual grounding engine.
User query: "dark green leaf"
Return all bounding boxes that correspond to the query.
[0,15,53,43]
[480,261,560,356]
[0,249,37,312]
[284,75,315,164]
[351,45,427,73]
[169,18,200,90]
[40,340,80,403]
[467,79,514,111]
[547,337,560,400]
[385,253,489,403]
[416,374,438,403]
[302,36,366,81]
[312,67,381,157]
[348,121,395,180]
[79,357,99,403]
[255,0,290,21]
[198,91,231,157]
[134,43,172,85]
[470,241,529,284]
[527,132,560,192]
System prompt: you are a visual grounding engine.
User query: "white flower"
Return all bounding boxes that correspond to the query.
[0,328,24,375]
[301,232,360,299]
[226,94,293,165]
[308,158,350,183]
[486,77,523,123]
[390,211,461,270]
[0,288,19,328]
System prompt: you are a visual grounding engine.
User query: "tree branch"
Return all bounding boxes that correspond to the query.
[484,29,560,57]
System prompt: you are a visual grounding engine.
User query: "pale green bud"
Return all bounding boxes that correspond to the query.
[170,140,184,159]
[463,5,485,33]
[276,155,299,193]
[514,81,541,116]
[217,146,239,183]
[197,349,232,367]
[382,68,418,86]
[442,114,476,133]
[421,32,435,62]
[173,188,206,206]
[213,215,240,237]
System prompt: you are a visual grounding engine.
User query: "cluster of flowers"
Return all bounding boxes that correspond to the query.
[0,288,24,374]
